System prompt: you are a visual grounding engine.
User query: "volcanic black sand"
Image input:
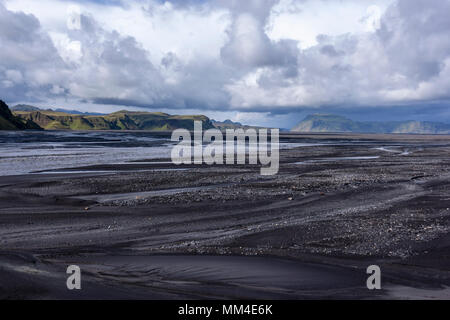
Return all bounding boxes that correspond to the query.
[1,132,450,299]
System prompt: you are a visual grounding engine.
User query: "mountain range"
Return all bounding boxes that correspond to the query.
[1,102,214,131]
[14,109,214,131]
[12,104,105,115]
[210,119,259,130]
[2,101,450,134]
[292,114,450,134]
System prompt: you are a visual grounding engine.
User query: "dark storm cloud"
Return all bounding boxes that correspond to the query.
[377,0,450,81]
[226,0,450,116]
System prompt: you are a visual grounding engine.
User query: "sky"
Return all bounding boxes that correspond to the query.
[1,0,450,128]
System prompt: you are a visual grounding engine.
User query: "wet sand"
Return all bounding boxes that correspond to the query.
[1,133,450,299]
[1,252,372,300]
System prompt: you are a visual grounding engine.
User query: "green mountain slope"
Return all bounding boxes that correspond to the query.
[0,100,42,130]
[292,114,450,134]
[14,109,215,131]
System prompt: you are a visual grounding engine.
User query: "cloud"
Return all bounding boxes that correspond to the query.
[0,1,168,106]
[225,0,450,112]
[0,3,68,102]
[66,14,166,105]
[0,0,450,125]
[220,13,298,71]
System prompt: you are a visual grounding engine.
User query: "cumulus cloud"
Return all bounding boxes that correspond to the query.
[66,14,166,106]
[221,13,298,71]
[225,0,450,111]
[0,1,168,106]
[0,0,450,125]
[0,3,68,101]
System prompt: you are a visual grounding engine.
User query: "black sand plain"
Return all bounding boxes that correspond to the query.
[1,132,450,299]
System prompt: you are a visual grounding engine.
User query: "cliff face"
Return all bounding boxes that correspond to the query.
[0,100,42,130]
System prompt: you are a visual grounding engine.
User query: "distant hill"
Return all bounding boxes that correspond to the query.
[292,114,450,134]
[12,104,105,116]
[14,109,215,131]
[0,101,42,130]
[211,119,245,130]
[53,108,105,116]
[211,119,265,130]
[12,104,42,112]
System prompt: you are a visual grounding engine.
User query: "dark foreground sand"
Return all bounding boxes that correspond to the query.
[1,133,450,299]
